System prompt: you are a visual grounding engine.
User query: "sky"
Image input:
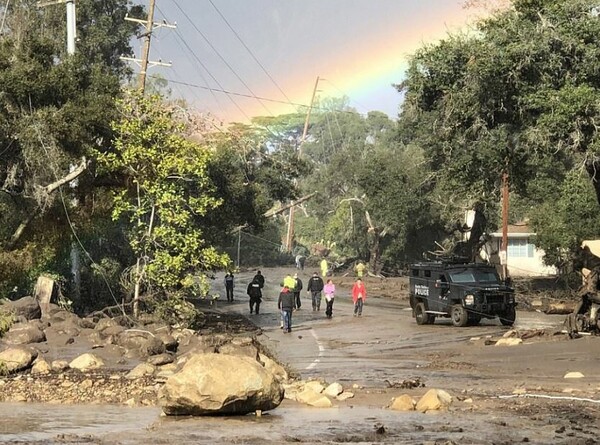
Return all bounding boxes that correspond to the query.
[137,0,482,124]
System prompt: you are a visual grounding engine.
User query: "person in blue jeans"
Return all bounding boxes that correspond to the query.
[278,285,295,333]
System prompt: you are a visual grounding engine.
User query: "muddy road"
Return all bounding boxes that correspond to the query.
[1,266,600,444]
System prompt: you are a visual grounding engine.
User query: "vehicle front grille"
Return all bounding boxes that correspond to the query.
[484,294,506,304]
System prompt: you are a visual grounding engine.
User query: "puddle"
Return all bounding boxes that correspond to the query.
[0,403,160,443]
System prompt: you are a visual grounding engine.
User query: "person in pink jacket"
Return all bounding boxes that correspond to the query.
[324,279,335,319]
[351,278,367,317]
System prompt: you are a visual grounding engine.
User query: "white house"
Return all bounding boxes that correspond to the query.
[486,223,557,277]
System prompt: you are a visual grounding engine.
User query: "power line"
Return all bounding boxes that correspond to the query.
[172,28,251,121]
[206,0,294,106]
[152,76,364,116]
[171,0,274,116]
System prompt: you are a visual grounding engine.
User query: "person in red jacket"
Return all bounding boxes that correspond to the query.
[351,278,367,317]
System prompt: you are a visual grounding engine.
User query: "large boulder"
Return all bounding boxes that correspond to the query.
[117,330,165,357]
[159,353,284,416]
[69,353,105,371]
[3,323,46,345]
[3,297,41,320]
[0,347,37,373]
[416,389,453,413]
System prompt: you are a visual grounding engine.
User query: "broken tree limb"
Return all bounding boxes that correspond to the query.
[264,192,318,218]
[5,157,88,250]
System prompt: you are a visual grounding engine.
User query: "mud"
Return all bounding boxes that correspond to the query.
[1,266,600,444]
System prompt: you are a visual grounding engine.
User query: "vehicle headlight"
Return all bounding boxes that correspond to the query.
[465,294,475,305]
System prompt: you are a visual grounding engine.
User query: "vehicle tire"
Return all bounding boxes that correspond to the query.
[499,307,516,326]
[415,302,432,325]
[451,304,468,327]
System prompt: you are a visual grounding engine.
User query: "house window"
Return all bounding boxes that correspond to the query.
[507,238,534,258]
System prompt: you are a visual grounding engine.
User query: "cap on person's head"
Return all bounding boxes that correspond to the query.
[294,273,298,278]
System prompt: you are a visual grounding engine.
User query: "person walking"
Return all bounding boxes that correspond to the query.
[224,271,235,302]
[352,278,367,317]
[307,271,324,311]
[354,261,366,278]
[278,285,295,333]
[320,258,329,278]
[293,273,303,310]
[252,270,265,289]
[246,277,262,314]
[324,278,335,319]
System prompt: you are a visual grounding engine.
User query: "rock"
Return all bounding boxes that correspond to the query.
[323,382,343,398]
[49,321,80,337]
[78,318,96,329]
[296,388,333,408]
[51,360,69,372]
[259,353,288,382]
[117,330,165,357]
[218,342,259,360]
[304,381,325,394]
[156,363,178,379]
[159,353,284,416]
[95,318,120,331]
[69,353,105,371]
[4,323,46,345]
[31,358,51,375]
[416,389,453,413]
[155,332,178,352]
[126,363,156,379]
[502,329,518,338]
[147,353,174,366]
[0,347,37,373]
[390,394,416,411]
[564,372,585,379]
[336,392,354,401]
[495,338,523,346]
[2,297,41,320]
[101,325,126,337]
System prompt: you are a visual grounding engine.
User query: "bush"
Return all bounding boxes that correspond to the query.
[0,307,14,337]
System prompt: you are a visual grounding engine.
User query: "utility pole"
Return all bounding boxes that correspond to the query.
[500,171,509,282]
[285,76,320,252]
[121,0,175,93]
[37,0,76,55]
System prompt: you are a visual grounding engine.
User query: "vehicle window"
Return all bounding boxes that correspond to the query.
[449,269,500,284]
[411,269,419,277]
[449,271,476,283]
[424,270,431,278]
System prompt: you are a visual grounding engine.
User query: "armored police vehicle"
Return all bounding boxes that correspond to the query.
[409,261,516,327]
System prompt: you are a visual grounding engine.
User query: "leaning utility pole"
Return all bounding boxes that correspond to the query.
[121,0,175,93]
[285,76,320,252]
[37,0,76,55]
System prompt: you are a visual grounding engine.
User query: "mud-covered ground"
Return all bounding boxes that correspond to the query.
[1,266,600,444]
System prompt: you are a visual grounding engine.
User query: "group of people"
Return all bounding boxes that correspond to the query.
[277,271,367,333]
[227,262,368,334]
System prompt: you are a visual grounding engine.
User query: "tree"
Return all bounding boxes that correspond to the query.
[398,0,600,262]
[0,0,142,298]
[97,92,229,316]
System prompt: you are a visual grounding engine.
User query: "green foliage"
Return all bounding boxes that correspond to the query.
[98,91,229,299]
[0,306,14,338]
[147,292,201,329]
[531,170,600,269]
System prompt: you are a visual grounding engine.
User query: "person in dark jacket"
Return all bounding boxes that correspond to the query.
[252,270,265,289]
[293,273,303,310]
[306,272,324,311]
[224,271,235,302]
[247,278,262,314]
[278,285,295,333]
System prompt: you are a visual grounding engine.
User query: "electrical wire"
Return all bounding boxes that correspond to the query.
[206,0,294,106]
[171,0,274,116]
